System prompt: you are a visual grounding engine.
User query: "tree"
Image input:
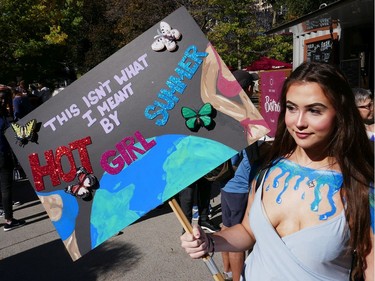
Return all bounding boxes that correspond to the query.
[183,0,291,69]
[0,0,294,84]
[75,0,120,73]
[0,0,83,84]
[110,0,179,46]
[266,0,339,26]
[75,0,180,73]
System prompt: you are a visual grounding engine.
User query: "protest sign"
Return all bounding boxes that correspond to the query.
[6,7,269,260]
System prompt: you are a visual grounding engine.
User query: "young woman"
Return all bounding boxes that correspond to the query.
[181,62,374,280]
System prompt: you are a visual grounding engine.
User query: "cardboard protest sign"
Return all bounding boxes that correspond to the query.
[6,7,269,260]
[259,69,291,137]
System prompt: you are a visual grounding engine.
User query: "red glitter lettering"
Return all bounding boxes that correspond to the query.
[29,136,93,191]
[55,146,77,182]
[29,150,60,191]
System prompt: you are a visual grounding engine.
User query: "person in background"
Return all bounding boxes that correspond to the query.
[0,90,22,215]
[29,84,39,97]
[179,177,221,234]
[181,62,374,281]
[353,87,374,141]
[16,80,29,96]
[0,92,26,231]
[0,86,13,120]
[12,89,33,121]
[38,82,52,103]
[52,83,65,97]
[28,84,42,108]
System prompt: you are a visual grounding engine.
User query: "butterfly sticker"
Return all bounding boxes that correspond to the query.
[151,21,182,52]
[64,167,99,201]
[11,119,37,147]
[181,103,216,132]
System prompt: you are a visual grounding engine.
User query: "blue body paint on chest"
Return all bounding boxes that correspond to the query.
[266,159,343,220]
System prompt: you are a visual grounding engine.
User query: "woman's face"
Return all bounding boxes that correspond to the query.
[356,97,374,123]
[285,82,337,153]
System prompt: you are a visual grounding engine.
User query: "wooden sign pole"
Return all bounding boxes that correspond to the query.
[168,198,224,281]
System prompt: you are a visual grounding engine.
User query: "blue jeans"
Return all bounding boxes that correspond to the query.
[0,151,14,220]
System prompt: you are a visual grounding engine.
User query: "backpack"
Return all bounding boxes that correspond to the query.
[204,158,234,183]
[246,140,272,191]
[244,141,260,184]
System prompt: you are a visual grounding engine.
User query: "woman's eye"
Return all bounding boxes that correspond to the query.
[286,105,296,112]
[309,108,322,115]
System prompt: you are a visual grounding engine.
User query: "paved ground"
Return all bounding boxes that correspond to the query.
[0,179,225,281]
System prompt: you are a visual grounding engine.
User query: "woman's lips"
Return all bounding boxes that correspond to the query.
[295,132,311,139]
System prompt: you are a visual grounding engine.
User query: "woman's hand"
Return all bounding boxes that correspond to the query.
[180,225,210,259]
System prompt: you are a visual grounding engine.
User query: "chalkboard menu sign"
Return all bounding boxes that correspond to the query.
[304,33,338,63]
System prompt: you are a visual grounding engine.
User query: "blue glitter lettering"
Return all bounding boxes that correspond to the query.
[144,45,208,126]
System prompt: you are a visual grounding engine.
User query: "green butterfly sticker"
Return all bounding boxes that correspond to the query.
[181,103,216,132]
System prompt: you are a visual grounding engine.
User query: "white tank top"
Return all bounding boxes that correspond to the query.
[242,159,351,281]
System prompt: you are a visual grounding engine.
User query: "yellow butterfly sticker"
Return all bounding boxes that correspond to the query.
[11,119,37,146]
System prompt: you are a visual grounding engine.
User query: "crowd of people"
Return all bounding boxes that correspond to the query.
[0,80,55,121]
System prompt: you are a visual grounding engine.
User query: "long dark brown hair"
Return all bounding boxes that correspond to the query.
[264,62,374,279]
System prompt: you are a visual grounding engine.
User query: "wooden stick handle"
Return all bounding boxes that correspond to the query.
[168,198,224,281]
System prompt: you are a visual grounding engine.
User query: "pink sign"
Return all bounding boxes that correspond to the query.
[259,69,291,137]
